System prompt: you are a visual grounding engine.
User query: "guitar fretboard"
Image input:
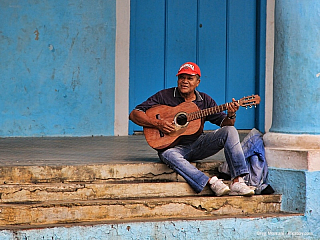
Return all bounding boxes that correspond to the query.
[187,103,230,121]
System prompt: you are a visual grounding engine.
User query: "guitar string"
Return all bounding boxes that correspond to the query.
[186,96,258,121]
[187,103,229,121]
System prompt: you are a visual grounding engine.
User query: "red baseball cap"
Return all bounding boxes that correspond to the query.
[176,62,201,77]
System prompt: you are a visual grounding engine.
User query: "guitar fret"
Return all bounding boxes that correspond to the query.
[202,110,206,118]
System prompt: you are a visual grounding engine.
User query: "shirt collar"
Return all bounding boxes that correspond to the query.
[173,87,203,101]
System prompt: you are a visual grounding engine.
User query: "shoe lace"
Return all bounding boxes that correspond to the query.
[213,179,225,188]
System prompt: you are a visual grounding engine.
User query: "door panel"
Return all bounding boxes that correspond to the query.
[227,0,257,128]
[198,0,227,130]
[165,0,198,89]
[129,0,166,133]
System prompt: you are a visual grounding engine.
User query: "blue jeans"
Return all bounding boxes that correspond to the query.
[158,126,249,193]
[219,128,270,194]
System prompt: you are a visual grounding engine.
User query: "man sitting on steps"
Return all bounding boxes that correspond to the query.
[129,62,254,196]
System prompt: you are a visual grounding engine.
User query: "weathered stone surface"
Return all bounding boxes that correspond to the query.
[0,195,281,226]
[0,182,213,203]
[0,162,221,184]
[0,160,281,228]
[0,163,176,184]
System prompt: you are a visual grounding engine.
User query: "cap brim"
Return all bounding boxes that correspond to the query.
[176,71,197,76]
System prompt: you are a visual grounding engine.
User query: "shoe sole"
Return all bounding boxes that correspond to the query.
[229,190,255,196]
[215,188,231,197]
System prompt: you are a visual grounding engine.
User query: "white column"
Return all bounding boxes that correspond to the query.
[114,0,130,136]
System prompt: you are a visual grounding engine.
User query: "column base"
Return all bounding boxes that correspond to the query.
[263,132,320,171]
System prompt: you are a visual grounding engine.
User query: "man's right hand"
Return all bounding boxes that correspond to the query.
[129,109,175,134]
[155,119,175,134]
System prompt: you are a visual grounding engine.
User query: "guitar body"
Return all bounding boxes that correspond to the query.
[142,94,260,150]
[143,102,203,150]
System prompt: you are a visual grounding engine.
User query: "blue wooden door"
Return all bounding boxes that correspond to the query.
[129,0,264,133]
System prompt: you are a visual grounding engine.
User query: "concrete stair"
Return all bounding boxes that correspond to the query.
[0,161,282,228]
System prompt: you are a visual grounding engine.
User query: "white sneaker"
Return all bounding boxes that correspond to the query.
[229,177,255,196]
[209,176,230,196]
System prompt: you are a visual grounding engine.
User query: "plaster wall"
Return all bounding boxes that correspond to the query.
[271,0,320,134]
[0,0,116,136]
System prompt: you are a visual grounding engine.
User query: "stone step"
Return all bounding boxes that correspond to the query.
[0,182,213,203]
[0,194,282,227]
[0,160,282,229]
[0,135,285,231]
[0,161,221,184]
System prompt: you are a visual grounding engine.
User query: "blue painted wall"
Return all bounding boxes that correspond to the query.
[0,0,116,136]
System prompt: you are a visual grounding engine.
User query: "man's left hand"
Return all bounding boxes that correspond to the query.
[227,98,239,117]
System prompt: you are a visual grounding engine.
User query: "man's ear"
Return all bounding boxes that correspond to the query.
[197,78,201,86]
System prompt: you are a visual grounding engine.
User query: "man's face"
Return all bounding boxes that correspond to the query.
[177,74,200,95]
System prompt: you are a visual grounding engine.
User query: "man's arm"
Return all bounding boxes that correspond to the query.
[129,109,175,134]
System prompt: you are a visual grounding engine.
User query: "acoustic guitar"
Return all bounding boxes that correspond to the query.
[143,95,260,150]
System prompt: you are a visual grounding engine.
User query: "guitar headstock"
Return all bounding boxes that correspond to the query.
[239,95,260,108]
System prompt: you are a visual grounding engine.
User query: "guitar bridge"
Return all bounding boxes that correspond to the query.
[156,114,164,137]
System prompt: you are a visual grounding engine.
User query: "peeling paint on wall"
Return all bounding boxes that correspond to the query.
[34,28,39,40]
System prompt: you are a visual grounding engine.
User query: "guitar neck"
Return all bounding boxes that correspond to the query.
[187,103,231,121]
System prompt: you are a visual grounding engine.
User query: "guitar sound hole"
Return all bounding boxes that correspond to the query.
[176,114,187,126]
